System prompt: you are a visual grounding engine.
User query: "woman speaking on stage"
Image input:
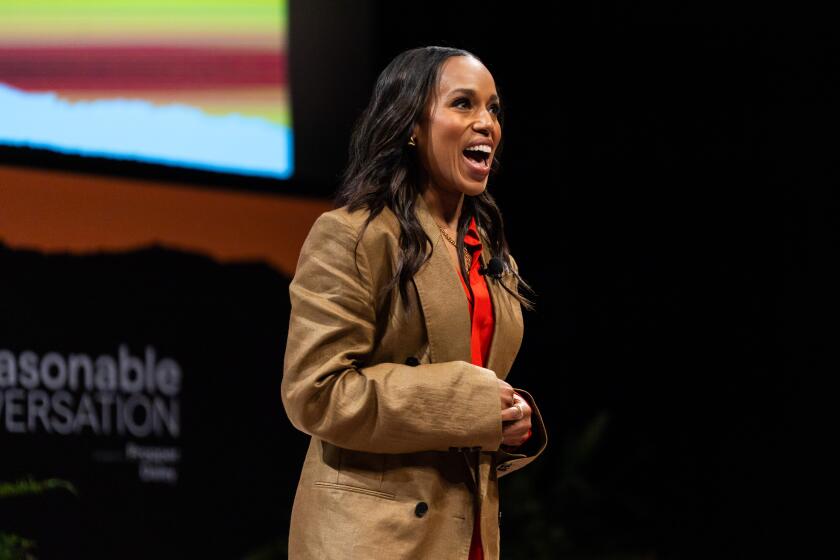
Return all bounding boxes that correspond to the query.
[281,45,547,560]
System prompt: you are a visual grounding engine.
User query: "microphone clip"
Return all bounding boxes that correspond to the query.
[478,256,506,280]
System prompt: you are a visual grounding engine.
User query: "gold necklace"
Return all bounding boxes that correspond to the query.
[437,223,472,271]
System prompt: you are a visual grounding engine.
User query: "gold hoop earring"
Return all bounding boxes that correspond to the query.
[408,136,417,147]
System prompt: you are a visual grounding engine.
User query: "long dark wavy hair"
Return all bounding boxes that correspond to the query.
[334,45,536,312]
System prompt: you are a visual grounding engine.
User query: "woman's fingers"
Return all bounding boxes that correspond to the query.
[501,392,532,445]
[497,384,533,444]
[513,393,530,416]
[500,392,531,422]
[500,404,524,422]
[497,378,515,409]
[501,416,532,446]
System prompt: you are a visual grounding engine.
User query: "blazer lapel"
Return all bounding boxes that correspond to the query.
[411,192,473,365]
[411,191,523,379]
[479,240,524,379]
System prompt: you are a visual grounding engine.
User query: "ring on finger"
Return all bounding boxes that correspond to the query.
[513,403,524,420]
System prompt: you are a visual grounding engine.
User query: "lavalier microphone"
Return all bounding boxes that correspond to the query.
[478,256,505,279]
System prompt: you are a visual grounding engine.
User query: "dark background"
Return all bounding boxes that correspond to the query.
[2,4,834,559]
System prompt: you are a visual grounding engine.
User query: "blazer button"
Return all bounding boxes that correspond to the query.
[405,356,420,367]
[414,501,429,518]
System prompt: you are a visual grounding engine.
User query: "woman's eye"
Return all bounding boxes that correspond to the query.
[454,98,501,116]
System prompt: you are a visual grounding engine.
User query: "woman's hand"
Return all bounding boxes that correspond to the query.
[497,378,532,447]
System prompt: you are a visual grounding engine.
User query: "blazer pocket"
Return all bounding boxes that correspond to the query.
[313,481,396,501]
[336,447,386,492]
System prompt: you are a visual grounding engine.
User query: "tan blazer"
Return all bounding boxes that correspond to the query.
[281,190,547,559]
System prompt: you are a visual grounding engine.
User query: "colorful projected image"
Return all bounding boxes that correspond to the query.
[0,0,292,179]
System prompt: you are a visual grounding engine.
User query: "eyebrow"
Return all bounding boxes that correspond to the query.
[448,88,501,103]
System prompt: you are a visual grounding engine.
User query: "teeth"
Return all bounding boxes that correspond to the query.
[464,145,492,154]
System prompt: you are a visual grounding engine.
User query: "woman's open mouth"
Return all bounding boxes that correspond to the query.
[462,147,491,178]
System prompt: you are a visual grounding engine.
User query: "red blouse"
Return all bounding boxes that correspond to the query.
[457,216,492,560]
[458,216,494,369]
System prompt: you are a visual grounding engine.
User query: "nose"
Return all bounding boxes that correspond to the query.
[473,110,494,134]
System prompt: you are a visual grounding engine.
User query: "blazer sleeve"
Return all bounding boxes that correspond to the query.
[281,211,504,455]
